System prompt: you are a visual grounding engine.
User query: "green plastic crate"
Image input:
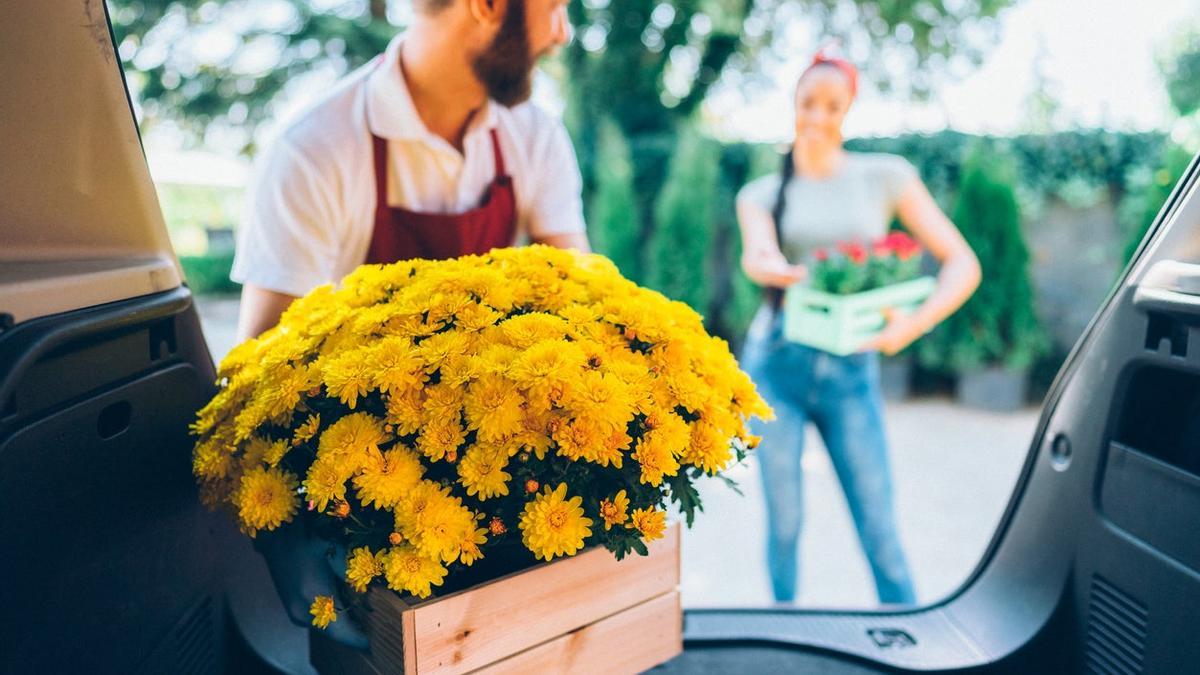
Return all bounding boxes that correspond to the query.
[782,276,937,355]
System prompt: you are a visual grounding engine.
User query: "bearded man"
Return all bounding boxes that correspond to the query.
[232,0,587,339]
[237,0,586,648]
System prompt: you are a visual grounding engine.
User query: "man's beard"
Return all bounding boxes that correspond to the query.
[471,0,535,106]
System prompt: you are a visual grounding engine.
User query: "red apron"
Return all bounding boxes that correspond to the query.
[365,127,517,263]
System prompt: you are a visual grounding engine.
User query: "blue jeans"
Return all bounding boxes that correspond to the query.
[741,309,916,605]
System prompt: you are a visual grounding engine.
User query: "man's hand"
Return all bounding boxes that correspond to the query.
[237,284,299,342]
[254,524,370,650]
[534,231,591,253]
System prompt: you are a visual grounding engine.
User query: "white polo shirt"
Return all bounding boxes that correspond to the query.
[231,33,587,297]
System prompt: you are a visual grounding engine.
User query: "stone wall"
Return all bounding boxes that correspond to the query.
[1024,196,1124,351]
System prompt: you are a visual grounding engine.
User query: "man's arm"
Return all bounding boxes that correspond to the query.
[237,283,299,341]
[535,231,591,253]
[230,136,340,340]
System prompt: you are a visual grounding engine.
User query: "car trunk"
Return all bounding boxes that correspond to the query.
[0,3,269,673]
[7,3,1200,675]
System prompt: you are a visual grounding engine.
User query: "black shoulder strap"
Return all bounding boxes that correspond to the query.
[766,149,795,312]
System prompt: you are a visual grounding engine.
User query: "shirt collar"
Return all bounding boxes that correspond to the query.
[365,33,498,143]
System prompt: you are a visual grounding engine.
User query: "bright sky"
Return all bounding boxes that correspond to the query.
[707,0,1198,141]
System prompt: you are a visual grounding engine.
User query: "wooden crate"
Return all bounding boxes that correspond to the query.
[311,524,682,674]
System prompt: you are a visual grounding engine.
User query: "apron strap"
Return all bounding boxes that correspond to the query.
[489,129,507,177]
[372,134,389,215]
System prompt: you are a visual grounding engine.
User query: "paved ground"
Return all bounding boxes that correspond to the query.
[196,295,1038,611]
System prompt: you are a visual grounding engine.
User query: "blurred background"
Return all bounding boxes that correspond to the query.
[111,0,1200,609]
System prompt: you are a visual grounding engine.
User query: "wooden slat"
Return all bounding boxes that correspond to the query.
[368,590,413,673]
[411,524,680,674]
[471,591,683,675]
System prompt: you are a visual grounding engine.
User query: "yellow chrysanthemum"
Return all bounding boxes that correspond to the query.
[416,418,466,462]
[458,526,489,566]
[382,545,448,599]
[241,436,289,468]
[632,434,681,487]
[353,447,425,509]
[321,348,374,408]
[682,421,735,474]
[394,480,451,543]
[317,412,386,461]
[456,302,502,331]
[235,466,299,535]
[464,374,525,441]
[553,417,615,467]
[561,370,636,433]
[384,389,425,436]
[303,455,354,513]
[598,490,630,531]
[630,507,668,541]
[512,408,556,459]
[345,547,386,593]
[411,496,478,563]
[422,383,464,423]
[439,352,482,387]
[292,413,321,446]
[509,340,586,390]
[231,397,269,443]
[646,412,691,456]
[414,330,472,374]
[473,342,521,377]
[193,433,234,480]
[457,447,511,499]
[258,362,312,421]
[367,336,426,394]
[194,246,776,593]
[425,292,475,326]
[499,312,570,349]
[310,595,337,628]
[519,483,593,561]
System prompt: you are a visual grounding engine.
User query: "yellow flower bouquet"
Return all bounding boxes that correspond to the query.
[191,245,770,628]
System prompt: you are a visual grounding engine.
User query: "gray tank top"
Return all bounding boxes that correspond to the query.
[737,152,917,263]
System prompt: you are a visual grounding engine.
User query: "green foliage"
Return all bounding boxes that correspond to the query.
[917,152,1046,372]
[647,132,721,314]
[845,130,1168,212]
[666,471,704,528]
[113,0,1016,155]
[810,247,922,294]
[587,119,644,283]
[1159,26,1200,117]
[108,0,395,152]
[1117,144,1195,264]
[179,252,241,295]
[704,142,776,347]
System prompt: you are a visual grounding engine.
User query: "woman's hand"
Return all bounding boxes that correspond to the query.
[859,307,927,356]
[742,250,807,289]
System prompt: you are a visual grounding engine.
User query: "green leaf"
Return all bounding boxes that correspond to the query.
[665,473,703,528]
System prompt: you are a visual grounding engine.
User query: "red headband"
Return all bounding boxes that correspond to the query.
[802,53,858,97]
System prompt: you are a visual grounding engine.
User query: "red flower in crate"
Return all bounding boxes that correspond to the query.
[813,248,829,262]
[837,242,868,264]
[879,232,921,260]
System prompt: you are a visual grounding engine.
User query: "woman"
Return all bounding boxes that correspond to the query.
[736,51,981,605]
